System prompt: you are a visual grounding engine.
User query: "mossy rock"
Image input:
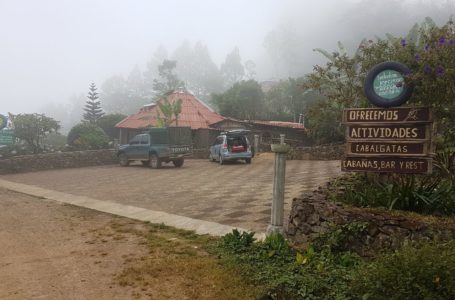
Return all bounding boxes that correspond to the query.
[271,144,291,153]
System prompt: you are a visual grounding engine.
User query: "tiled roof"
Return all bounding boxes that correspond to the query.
[209,118,305,130]
[252,120,305,129]
[115,91,224,129]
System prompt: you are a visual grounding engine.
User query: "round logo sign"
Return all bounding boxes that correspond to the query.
[0,114,7,130]
[364,61,414,108]
[373,70,404,99]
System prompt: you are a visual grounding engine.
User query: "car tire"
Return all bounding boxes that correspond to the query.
[364,61,414,108]
[245,158,251,164]
[173,158,184,168]
[119,153,129,167]
[149,154,162,169]
[219,155,224,165]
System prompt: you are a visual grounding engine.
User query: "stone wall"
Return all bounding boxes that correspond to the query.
[0,149,117,174]
[287,187,455,256]
[190,149,210,159]
[287,143,345,160]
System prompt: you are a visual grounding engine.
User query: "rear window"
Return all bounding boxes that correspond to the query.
[150,131,168,144]
[226,135,248,146]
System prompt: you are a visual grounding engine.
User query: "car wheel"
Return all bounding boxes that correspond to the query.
[364,61,414,107]
[219,155,224,165]
[149,154,162,169]
[245,158,251,164]
[119,153,129,167]
[173,158,184,168]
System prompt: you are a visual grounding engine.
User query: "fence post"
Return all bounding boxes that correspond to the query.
[254,134,259,156]
[267,134,290,236]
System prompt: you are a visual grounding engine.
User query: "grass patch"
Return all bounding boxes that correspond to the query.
[108,220,263,299]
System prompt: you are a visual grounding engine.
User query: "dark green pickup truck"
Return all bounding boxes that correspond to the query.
[117,127,192,168]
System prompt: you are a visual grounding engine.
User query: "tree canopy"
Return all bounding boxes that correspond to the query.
[12,113,60,153]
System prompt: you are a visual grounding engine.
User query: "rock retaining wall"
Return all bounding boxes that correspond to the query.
[287,188,455,255]
[0,150,117,174]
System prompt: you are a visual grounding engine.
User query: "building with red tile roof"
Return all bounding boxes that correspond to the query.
[115,90,224,144]
[115,89,307,147]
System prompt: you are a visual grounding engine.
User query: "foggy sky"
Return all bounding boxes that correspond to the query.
[1,0,454,115]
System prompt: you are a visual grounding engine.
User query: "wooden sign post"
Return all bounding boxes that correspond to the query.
[342,107,433,174]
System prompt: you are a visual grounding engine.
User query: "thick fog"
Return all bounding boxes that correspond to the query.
[1,0,454,131]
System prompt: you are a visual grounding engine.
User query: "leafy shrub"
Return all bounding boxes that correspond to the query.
[314,221,368,253]
[335,173,455,216]
[217,230,358,299]
[221,229,256,253]
[350,240,455,300]
[217,229,455,299]
[67,122,109,150]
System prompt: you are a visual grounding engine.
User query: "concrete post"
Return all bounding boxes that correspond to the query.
[254,134,259,156]
[267,135,290,236]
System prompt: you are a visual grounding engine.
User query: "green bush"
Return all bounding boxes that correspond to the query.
[335,172,455,216]
[217,230,455,299]
[67,122,109,150]
[350,240,455,300]
[216,230,358,299]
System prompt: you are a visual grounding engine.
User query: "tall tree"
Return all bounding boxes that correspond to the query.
[152,60,184,96]
[212,80,264,120]
[143,45,168,97]
[83,82,104,123]
[100,76,129,114]
[220,47,245,88]
[172,41,222,101]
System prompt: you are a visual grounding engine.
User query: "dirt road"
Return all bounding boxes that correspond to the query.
[0,187,146,299]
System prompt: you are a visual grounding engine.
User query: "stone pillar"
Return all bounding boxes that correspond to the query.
[267,139,291,236]
[254,134,259,156]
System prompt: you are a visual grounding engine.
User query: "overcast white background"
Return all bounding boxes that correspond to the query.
[1,0,453,114]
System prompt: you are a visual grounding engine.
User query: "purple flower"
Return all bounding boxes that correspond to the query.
[400,39,407,47]
[439,37,446,45]
[436,66,445,77]
[423,64,432,74]
[450,39,454,45]
[424,44,430,51]
[415,54,421,61]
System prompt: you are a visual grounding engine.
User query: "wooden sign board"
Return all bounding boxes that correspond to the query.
[347,124,429,140]
[346,141,430,157]
[343,107,432,124]
[341,157,432,174]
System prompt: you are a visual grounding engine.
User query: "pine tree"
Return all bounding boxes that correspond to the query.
[83,82,104,123]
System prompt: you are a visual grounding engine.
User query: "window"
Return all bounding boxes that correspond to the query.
[129,136,140,145]
[140,135,149,145]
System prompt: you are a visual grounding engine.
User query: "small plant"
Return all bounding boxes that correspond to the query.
[314,221,368,253]
[220,229,256,253]
[335,173,455,216]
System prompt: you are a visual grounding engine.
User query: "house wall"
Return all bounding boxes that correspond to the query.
[192,128,220,149]
[210,120,311,147]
